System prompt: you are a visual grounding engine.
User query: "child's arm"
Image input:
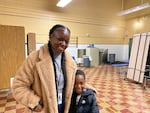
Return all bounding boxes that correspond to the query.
[91,94,100,113]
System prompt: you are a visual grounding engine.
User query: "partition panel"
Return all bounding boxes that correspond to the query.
[127,34,141,80]
[27,33,36,55]
[134,33,147,82]
[139,32,150,83]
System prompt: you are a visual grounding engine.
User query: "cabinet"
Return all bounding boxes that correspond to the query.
[99,49,108,64]
[86,48,99,67]
[77,49,86,65]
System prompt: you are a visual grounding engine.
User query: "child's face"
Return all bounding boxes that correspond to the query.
[74,74,85,95]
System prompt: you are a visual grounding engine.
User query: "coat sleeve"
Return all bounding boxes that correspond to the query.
[12,55,40,109]
[91,94,100,113]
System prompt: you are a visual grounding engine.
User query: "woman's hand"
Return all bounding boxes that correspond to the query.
[34,104,43,112]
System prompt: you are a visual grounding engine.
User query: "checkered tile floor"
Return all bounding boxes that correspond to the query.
[0,65,150,113]
[0,91,25,113]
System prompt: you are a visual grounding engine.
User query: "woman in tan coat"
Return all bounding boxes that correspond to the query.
[12,24,77,113]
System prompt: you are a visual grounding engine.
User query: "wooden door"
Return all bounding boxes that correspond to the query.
[0,25,25,89]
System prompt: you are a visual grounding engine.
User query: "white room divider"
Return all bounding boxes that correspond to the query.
[134,33,147,82]
[127,33,141,82]
[139,32,150,82]
[127,32,150,83]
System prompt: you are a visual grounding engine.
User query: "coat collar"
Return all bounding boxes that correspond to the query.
[38,44,51,61]
[38,43,76,69]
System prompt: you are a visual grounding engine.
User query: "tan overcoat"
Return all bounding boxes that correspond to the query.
[12,44,77,113]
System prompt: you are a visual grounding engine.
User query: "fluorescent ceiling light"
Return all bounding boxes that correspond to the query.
[56,0,72,7]
[117,2,150,16]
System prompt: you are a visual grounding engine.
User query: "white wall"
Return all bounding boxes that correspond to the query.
[67,44,129,62]
[25,43,129,62]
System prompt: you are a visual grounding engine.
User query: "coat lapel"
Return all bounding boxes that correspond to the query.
[35,44,58,113]
[36,58,58,113]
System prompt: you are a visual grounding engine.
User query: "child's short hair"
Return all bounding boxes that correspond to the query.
[75,69,85,79]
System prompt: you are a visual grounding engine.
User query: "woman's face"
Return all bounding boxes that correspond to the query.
[74,74,85,95]
[50,28,70,54]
